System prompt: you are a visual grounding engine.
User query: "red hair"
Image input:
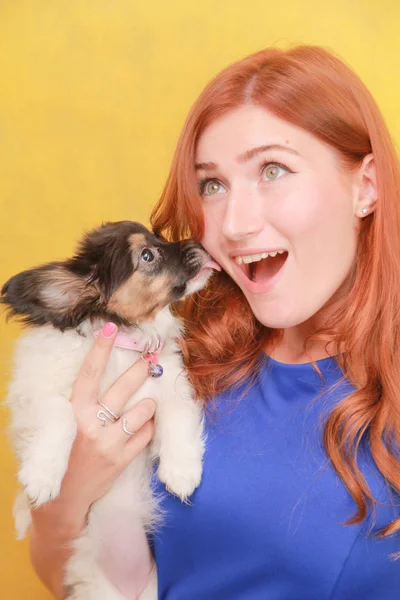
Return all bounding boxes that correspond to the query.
[151,45,400,536]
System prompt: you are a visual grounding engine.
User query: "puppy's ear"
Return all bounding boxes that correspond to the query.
[0,261,100,329]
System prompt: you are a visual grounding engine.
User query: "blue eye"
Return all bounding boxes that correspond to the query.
[199,180,226,196]
[262,162,289,180]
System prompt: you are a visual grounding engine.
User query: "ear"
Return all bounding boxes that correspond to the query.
[66,221,136,304]
[353,153,377,219]
[0,261,100,329]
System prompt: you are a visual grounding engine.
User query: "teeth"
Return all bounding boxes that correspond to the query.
[242,255,255,264]
[234,250,286,265]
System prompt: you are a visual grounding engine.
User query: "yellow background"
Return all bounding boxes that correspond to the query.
[0,1,399,597]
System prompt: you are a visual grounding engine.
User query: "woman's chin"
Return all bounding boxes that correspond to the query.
[249,301,307,330]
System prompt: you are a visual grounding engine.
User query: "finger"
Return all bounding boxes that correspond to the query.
[72,322,118,407]
[120,419,155,467]
[100,358,150,415]
[103,398,157,446]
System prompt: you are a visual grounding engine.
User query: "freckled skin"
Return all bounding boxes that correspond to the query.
[196,105,372,334]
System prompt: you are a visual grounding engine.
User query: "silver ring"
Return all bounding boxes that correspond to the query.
[122,417,136,436]
[99,402,120,421]
[96,402,120,426]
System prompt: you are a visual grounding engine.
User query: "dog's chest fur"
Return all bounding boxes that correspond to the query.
[9,309,182,423]
[7,309,204,599]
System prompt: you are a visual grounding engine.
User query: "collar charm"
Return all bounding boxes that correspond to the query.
[143,351,164,378]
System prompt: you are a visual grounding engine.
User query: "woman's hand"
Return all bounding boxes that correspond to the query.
[29,321,156,598]
[63,321,156,518]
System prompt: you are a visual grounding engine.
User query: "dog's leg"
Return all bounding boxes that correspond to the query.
[65,461,158,600]
[64,535,129,600]
[13,490,32,540]
[14,395,77,509]
[151,359,205,501]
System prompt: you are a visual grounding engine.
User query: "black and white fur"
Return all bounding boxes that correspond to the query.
[2,221,215,600]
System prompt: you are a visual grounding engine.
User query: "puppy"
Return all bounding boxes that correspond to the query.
[1,221,220,600]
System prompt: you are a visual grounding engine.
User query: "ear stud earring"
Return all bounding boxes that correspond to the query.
[361,207,368,215]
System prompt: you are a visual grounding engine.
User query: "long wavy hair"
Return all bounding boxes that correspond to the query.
[151,45,400,537]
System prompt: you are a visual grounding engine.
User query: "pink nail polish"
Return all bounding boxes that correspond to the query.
[102,322,117,338]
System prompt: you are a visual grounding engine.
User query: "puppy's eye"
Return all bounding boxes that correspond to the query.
[141,248,155,262]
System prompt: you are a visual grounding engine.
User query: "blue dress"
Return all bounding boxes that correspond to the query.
[150,354,400,599]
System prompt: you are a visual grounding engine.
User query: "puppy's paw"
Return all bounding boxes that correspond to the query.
[157,454,203,502]
[18,466,62,506]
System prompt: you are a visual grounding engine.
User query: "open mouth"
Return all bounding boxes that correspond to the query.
[234,251,289,284]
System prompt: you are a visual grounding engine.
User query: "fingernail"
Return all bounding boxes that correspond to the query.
[102,322,117,338]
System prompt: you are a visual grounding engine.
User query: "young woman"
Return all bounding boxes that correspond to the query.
[29,45,400,599]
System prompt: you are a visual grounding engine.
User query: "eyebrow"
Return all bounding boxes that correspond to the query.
[194,144,300,171]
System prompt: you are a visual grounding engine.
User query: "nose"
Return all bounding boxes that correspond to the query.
[222,189,264,241]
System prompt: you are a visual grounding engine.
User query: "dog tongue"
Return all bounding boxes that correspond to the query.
[203,260,221,272]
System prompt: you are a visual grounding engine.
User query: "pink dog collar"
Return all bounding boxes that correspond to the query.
[93,329,164,377]
[94,329,163,352]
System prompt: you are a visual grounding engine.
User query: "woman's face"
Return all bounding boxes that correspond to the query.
[196,105,367,328]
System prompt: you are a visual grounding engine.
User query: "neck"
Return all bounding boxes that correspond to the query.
[77,307,173,338]
[263,335,337,364]
[75,307,181,351]
[263,299,344,365]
